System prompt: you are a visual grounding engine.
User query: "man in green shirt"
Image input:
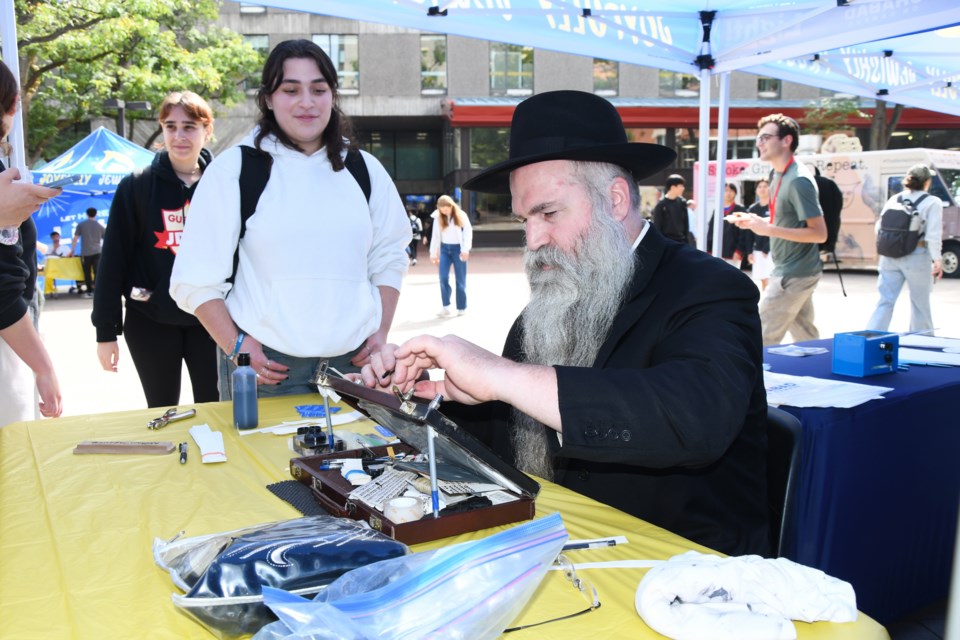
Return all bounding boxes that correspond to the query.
[731,114,827,345]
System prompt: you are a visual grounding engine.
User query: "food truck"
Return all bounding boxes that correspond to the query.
[695,148,960,277]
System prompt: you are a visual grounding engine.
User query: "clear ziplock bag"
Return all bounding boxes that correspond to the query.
[153,515,408,638]
[253,512,569,640]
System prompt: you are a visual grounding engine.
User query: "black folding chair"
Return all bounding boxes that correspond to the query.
[766,406,804,558]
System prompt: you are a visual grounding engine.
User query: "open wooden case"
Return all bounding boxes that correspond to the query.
[289,365,540,545]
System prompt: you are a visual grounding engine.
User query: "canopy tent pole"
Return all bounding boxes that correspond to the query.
[694,9,716,253]
[711,72,731,261]
[0,0,28,175]
[695,69,711,251]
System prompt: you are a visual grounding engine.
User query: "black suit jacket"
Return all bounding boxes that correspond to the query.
[451,225,770,556]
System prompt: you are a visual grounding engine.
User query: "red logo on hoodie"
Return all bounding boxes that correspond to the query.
[154,201,190,254]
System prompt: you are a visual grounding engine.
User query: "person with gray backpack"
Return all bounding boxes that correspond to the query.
[866,164,943,333]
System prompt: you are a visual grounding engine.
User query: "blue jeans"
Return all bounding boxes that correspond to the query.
[866,248,935,333]
[217,342,363,401]
[439,243,467,311]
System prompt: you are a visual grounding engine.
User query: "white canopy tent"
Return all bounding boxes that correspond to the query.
[225,0,959,247]
[239,1,960,102]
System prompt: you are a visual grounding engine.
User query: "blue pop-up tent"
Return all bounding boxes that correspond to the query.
[31,127,155,243]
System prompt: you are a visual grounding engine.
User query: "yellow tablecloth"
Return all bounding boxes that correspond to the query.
[0,395,889,639]
[41,256,84,294]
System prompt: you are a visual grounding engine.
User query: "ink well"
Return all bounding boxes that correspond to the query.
[293,425,344,456]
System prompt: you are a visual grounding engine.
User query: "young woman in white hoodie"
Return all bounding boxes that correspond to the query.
[171,40,410,398]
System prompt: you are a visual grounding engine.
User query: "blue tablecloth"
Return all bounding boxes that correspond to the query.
[766,339,960,624]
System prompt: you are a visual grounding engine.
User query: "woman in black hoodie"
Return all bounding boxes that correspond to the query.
[92,91,218,408]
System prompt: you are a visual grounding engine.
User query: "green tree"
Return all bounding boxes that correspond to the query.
[800,96,868,136]
[12,0,259,163]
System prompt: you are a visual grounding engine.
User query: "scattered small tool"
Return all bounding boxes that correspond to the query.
[147,408,197,430]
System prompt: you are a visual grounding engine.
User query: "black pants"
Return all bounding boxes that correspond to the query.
[408,238,419,261]
[123,306,219,408]
[81,253,100,292]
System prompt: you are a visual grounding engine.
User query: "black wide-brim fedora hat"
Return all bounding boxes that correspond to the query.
[462,90,677,195]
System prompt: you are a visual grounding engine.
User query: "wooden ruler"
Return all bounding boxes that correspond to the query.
[73,441,175,455]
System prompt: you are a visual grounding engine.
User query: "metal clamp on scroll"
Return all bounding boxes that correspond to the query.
[147,408,197,430]
[425,394,443,420]
[392,386,417,416]
[315,360,332,388]
[391,388,444,422]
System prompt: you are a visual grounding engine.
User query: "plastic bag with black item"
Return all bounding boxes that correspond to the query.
[153,515,408,639]
[252,512,569,640]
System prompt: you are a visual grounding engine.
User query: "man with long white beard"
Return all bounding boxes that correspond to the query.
[361,91,769,557]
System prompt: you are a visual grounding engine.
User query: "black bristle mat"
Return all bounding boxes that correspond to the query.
[266,480,326,516]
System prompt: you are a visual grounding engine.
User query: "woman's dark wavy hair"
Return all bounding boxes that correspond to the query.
[0,60,19,139]
[254,39,355,171]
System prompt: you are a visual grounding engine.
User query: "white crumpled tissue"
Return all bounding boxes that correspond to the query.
[635,551,857,640]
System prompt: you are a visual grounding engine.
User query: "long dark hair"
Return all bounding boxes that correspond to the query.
[254,39,354,171]
[0,60,19,139]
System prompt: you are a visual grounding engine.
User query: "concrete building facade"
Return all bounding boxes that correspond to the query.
[213,2,959,232]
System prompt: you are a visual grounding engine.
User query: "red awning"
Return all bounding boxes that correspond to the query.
[442,99,960,130]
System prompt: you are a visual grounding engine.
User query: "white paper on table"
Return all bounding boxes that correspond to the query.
[898,335,960,350]
[764,371,893,408]
[189,424,227,463]
[238,410,365,436]
[898,347,960,366]
[767,345,829,357]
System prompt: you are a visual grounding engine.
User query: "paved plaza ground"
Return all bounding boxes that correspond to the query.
[37,249,960,418]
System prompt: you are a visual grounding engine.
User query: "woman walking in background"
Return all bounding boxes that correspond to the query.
[744,178,773,291]
[430,194,472,317]
[92,91,219,408]
[866,164,943,333]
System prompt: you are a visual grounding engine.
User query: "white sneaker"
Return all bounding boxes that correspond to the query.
[457,309,467,316]
[438,306,454,317]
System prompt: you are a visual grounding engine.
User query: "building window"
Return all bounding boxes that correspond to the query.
[490,43,533,97]
[728,137,759,159]
[313,34,360,94]
[468,127,510,169]
[396,131,440,180]
[420,35,447,95]
[242,34,269,92]
[593,59,618,96]
[239,3,266,13]
[363,131,394,176]
[356,130,441,181]
[659,71,700,98]
[758,77,781,100]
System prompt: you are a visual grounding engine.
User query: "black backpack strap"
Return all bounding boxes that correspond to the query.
[913,193,931,236]
[344,148,371,203]
[231,146,273,286]
[238,146,273,236]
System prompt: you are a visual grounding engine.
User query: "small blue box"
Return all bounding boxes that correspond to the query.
[831,331,899,377]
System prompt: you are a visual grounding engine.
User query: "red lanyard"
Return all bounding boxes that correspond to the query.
[769,158,794,225]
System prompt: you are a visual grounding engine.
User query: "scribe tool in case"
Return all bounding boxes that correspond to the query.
[289,362,540,544]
